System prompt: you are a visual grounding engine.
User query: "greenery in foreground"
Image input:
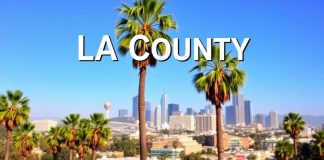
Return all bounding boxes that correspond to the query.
[0,89,112,160]
[273,112,323,160]
[0,92,323,160]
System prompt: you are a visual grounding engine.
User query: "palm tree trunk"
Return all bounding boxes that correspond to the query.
[69,149,74,160]
[53,153,59,160]
[4,129,12,160]
[92,149,97,160]
[293,138,298,159]
[216,105,224,160]
[138,67,147,160]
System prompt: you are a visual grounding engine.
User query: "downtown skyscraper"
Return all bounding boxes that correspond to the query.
[186,108,195,115]
[118,109,128,118]
[254,114,265,126]
[233,93,245,125]
[132,96,138,118]
[225,93,253,126]
[145,101,151,122]
[269,111,279,128]
[225,105,237,125]
[161,94,168,123]
[132,95,151,121]
[244,100,252,126]
[168,103,179,117]
[154,105,161,130]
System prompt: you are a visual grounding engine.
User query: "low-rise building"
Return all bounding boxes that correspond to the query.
[150,148,183,159]
[205,134,250,150]
[195,114,216,133]
[31,120,57,132]
[148,135,202,155]
[177,135,203,154]
[169,114,195,131]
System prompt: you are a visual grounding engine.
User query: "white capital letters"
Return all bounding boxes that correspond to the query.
[194,38,212,61]
[173,38,191,61]
[152,38,171,61]
[232,38,250,61]
[213,38,231,61]
[78,35,94,61]
[95,35,118,61]
[129,35,150,61]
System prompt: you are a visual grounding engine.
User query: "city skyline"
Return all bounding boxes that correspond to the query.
[1,0,324,118]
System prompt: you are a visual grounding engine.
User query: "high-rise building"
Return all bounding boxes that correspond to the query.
[186,108,194,115]
[150,107,155,126]
[195,114,216,133]
[321,123,324,129]
[226,105,237,125]
[169,113,195,131]
[161,94,168,123]
[265,115,270,128]
[233,93,245,125]
[168,103,179,117]
[244,100,252,126]
[132,96,138,118]
[269,111,279,129]
[154,105,161,130]
[205,104,215,114]
[145,101,151,122]
[199,109,206,114]
[254,114,265,126]
[118,109,128,118]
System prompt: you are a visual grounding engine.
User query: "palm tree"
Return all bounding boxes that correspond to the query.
[190,46,246,160]
[311,130,324,159]
[82,113,111,160]
[45,126,64,160]
[62,113,81,160]
[283,112,305,158]
[116,0,176,159]
[0,90,30,160]
[75,120,90,160]
[275,139,294,160]
[13,122,40,160]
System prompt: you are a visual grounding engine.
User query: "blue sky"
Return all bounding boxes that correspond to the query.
[0,0,323,118]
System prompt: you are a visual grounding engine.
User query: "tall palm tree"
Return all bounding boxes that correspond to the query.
[275,139,294,160]
[116,0,176,159]
[45,126,64,160]
[75,120,90,160]
[190,46,246,160]
[62,113,80,160]
[13,122,40,160]
[311,130,324,159]
[0,90,30,160]
[283,112,305,158]
[82,113,111,160]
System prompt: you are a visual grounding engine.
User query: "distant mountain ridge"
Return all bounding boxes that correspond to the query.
[30,116,62,121]
[279,114,324,128]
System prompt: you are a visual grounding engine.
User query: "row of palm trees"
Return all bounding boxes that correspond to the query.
[275,129,324,160]
[280,112,324,160]
[116,0,246,159]
[0,90,31,160]
[0,90,111,160]
[46,113,111,160]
